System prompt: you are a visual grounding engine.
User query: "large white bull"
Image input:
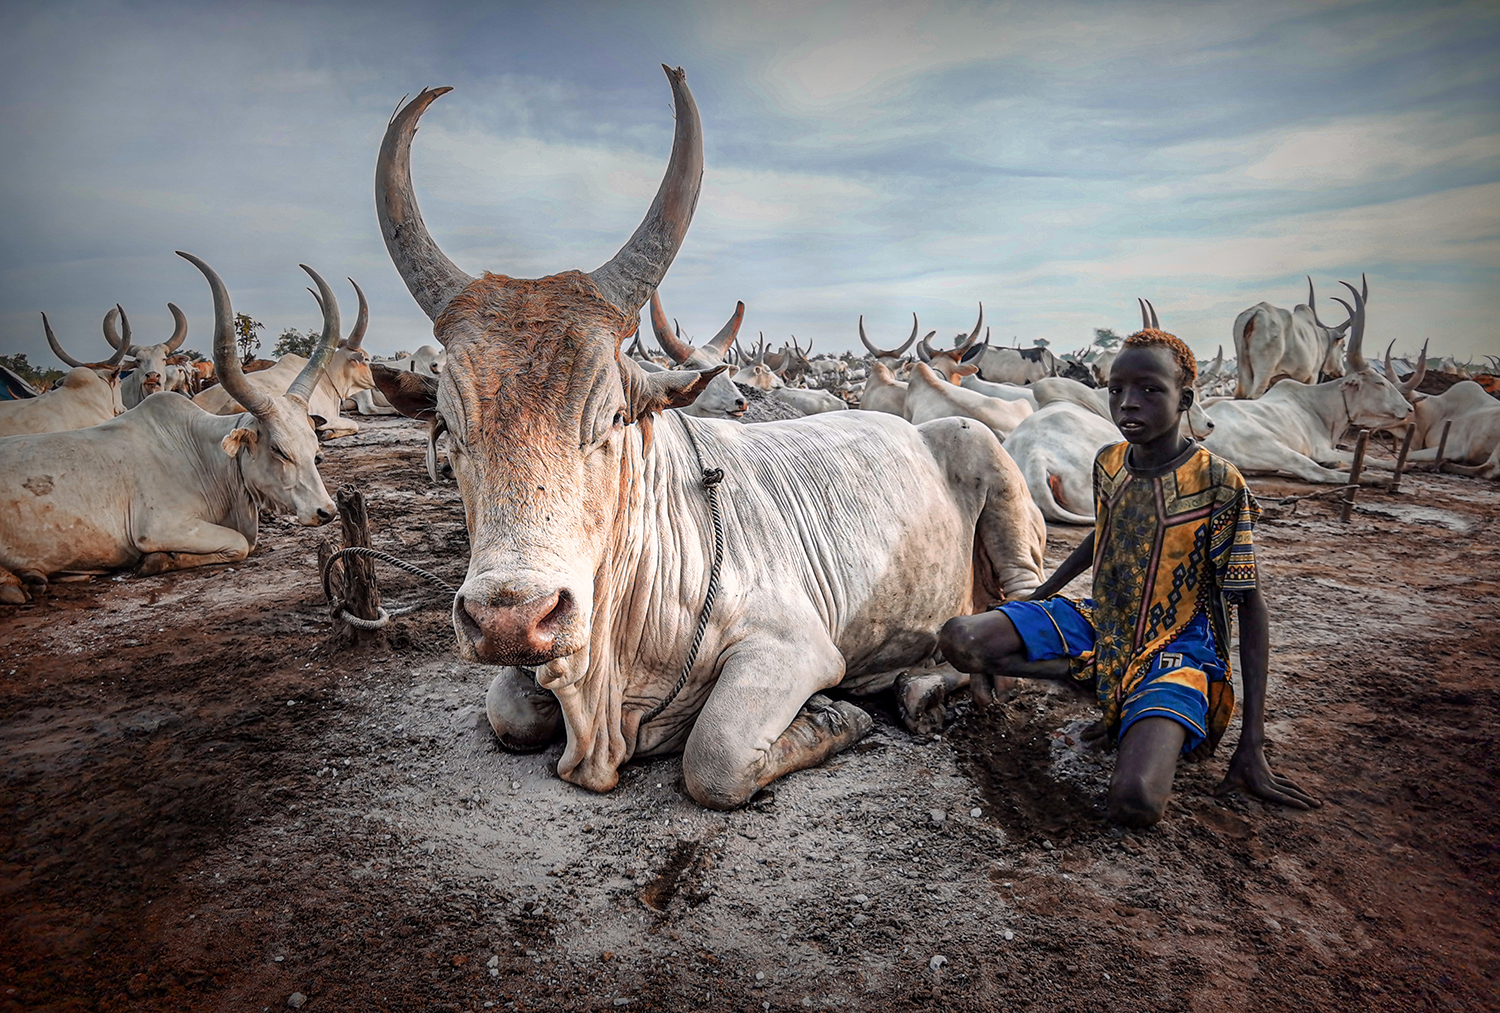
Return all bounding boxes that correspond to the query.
[0,255,336,604]
[858,360,909,415]
[194,278,374,438]
[1232,277,1357,399]
[1205,281,1412,482]
[373,69,1047,808]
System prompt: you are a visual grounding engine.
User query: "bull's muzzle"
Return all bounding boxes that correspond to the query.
[455,587,577,666]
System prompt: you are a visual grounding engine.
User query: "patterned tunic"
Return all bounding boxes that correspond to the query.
[1080,441,1260,751]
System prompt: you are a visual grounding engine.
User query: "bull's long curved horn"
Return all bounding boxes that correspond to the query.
[648,290,694,363]
[1208,344,1224,379]
[953,302,984,356]
[702,301,744,360]
[859,312,919,359]
[307,287,323,311]
[1147,299,1160,330]
[165,302,188,352]
[102,305,125,350]
[588,66,704,318]
[178,251,276,420]
[118,306,143,357]
[345,278,369,350]
[287,265,342,403]
[916,329,935,362]
[42,313,83,368]
[1404,339,1428,395]
[1334,279,1367,371]
[375,86,475,323]
[962,326,991,363]
[1138,298,1150,331]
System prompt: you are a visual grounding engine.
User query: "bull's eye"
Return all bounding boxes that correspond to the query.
[272,445,293,464]
[613,412,625,428]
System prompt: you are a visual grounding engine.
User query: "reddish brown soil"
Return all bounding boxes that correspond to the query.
[2,418,1496,1012]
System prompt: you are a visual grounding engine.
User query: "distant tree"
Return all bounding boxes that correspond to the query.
[0,353,64,389]
[179,348,209,363]
[234,313,264,361]
[1032,337,1050,348]
[272,327,320,359]
[1092,327,1122,349]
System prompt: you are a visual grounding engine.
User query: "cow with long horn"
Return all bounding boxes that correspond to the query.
[1204,279,1412,482]
[0,255,336,604]
[0,313,129,436]
[649,290,749,419]
[193,277,375,438]
[368,66,1045,808]
[1232,276,1360,399]
[103,302,189,407]
[858,313,920,366]
[916,303,983,367]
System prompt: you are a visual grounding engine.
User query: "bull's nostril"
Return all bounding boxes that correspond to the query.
[316,508,333,522]
[537,589,573,631]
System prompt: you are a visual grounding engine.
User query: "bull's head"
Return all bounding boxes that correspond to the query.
[375,66,721,666]
[178,252,337,527]
[859,313,921,367]
[40,310,130,414]
[104,301,188,402]
[308,277,376,399]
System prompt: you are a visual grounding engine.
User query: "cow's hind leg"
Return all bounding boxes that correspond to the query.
[485,667,564,752]
[682,639,870,810]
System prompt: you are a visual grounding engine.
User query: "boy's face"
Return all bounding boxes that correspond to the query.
[1107,345,1193,446]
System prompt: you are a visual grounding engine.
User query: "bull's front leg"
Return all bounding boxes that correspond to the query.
[682,637,871,810]
[896,663,971,735]
[135,521,251,575]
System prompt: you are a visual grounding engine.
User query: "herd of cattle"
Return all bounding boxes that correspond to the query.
[3,67,1497,806]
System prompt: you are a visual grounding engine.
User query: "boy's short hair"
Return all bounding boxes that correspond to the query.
[1123,328,1197,387]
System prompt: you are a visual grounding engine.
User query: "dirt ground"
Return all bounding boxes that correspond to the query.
[2,416,1496,1013]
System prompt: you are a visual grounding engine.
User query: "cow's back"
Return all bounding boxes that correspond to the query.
[693,411,1024,675]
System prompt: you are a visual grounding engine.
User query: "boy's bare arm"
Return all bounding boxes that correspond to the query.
[1026,531,1095,601]
[1215,587,1320,809]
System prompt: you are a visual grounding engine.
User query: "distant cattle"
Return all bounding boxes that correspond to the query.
[1205,281,1412,482]
[0,254,336,604]
[1232,277,1356,399]
[103,303,190,408]
[195,277,375,438]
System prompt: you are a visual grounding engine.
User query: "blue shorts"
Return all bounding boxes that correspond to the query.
[994,598,1224,754]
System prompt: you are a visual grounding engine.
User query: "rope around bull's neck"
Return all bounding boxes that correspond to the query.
[639,412,726,726]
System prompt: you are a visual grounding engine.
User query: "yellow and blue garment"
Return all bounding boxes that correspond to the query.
[998,441,1260,754]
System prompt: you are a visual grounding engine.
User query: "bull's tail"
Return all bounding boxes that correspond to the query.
[1023,451,1095,526]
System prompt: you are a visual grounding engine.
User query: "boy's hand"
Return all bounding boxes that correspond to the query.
[1214,741,1320,810]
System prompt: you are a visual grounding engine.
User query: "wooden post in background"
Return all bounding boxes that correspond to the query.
[1389,423,1416,493]
[1338,428,1371,523]
[1434,420,1452,474]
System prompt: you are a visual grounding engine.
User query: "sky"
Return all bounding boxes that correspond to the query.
[1,0,1497,371]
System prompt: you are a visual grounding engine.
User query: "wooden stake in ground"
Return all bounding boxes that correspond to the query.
[1338,428,1371,523]
[1434,419,1453,474]
[1389,423,1416,493]
[320,485,384,648]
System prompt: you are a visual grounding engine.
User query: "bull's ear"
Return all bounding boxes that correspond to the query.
[955,363,979,377]
[372,362,439,421]
[221,427,258,457]
[621,356,726,418]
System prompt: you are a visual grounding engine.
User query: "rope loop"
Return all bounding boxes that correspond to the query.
[321,545,458,629]
[701,467,724,488]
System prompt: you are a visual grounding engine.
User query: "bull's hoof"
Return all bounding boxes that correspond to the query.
[0,584,27,605]
[896,671,950,735]
[485,668,564,753]
[806,695,874,748]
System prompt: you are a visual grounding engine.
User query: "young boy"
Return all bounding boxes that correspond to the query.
[940,329,1319,827]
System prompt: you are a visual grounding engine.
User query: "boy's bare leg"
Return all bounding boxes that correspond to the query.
[1109,717,1187,827]
[938,611,1071,706]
